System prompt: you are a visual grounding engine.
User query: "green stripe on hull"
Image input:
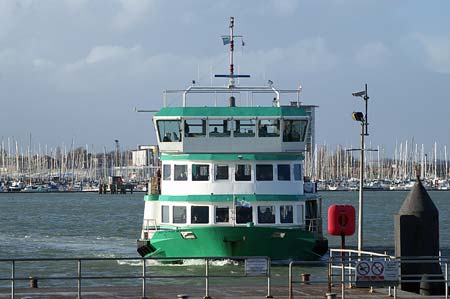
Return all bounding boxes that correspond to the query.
[143,226,327,261]
[144,194,320,202]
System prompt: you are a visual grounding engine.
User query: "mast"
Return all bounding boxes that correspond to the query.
[229,16,235,87]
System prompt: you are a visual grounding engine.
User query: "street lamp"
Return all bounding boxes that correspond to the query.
[352,111,365,253]
[352,84,370,253]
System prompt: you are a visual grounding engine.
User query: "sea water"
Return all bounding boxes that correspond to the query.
[0,191,449,288]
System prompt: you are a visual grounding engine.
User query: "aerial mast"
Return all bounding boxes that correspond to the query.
[216,17,249,88]
[229,16,235,87]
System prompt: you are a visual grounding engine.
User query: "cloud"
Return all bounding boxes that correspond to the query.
[243,37,337,75]
[114,0,154,30]
[33,58,53,68]
[65,45,142,71]
[412,34,450,74]
[267,0,299,17]
[355,42,389,68]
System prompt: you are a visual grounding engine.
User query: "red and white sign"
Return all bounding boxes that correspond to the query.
[355,260,399,287]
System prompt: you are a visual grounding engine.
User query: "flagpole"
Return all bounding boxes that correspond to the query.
[229,16,235,87]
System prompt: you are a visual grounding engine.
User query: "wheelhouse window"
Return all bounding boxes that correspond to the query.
[258,119,280,137]
[277,164,291,181]
[157,120,181,142]
[215,165,229,180]
[191,206,209,224]
[174,164,188,181]
[280,205,293,223]
[258,206,275,224]
[256,164,273,181]
[283,120,308,142]
[236,206,253,224]
[163,164,171,181]
[184,119,206,137]
[215,207,229,223]
[192,164,209,181]
[235,164,251,181]
[161,205,170,223]
[209,119,231,137]
[234,119,256,137]
[173,206,186,224]
[293,164,302,181]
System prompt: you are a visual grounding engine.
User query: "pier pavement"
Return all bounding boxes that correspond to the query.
[0,284,421,298]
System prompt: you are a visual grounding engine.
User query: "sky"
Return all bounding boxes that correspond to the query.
[1,0,449,156]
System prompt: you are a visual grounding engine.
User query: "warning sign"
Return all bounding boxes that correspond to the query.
[245,258,268,276]
[355,260,399,287]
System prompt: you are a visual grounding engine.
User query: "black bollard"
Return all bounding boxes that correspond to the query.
[394,175,445,295]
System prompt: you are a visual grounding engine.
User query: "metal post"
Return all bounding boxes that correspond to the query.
[364,84,368,135]
[77,259,81,299]
[288,262,293,299]
[142,258,148,299]
[341,262,345,299]
[358,122,365,252]
[204,258,211,299]
[445,262,448,299]
[348,252,352,288]
[11,260,15,299]
[328,256,332,293]
[266,258,273,298]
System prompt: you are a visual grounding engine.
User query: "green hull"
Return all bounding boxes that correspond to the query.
[138,226,327,261]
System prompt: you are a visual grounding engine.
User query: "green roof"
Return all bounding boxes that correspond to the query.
[155,106,308,117]
[160,153,304,161]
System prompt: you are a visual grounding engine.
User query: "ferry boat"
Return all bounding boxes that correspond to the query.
[137,18,328,261]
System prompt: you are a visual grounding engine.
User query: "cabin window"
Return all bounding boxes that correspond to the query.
[277,164,291,181]
[258,206,275,224]
[173,206,187,224]
[161,205,170,223]
[234,119,256,137]
[215,165,229,180]
[209,120,231,137]
[163,164,171,180]
[258,119,280,137]
[280,205,293,223]
[192,164,209,181]
[215,207,229,223]
[283,120,308,142]
[256,164,273,181]
[293,164,302,181]
[184,119,206,137]
[157,120,182,142]
[296,205,304,225]
[191,206,209,224]
[236,206,253,224]
[174,164,188,181]
[235,164,251,181]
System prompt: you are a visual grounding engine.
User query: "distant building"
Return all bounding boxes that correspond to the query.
[131,145,158,167]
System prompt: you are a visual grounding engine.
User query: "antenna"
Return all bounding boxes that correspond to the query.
[216,17,250,88]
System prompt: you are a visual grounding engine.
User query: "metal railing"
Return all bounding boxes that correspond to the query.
[0,256,272,299]
[326,249,450,299]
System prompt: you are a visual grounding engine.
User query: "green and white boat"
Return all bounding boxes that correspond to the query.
[137,18,327,261]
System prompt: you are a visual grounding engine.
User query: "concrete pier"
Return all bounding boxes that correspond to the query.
[0,284,421,298]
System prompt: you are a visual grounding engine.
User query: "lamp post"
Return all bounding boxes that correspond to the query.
[352,112,365,252]
[352,84,370,253]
